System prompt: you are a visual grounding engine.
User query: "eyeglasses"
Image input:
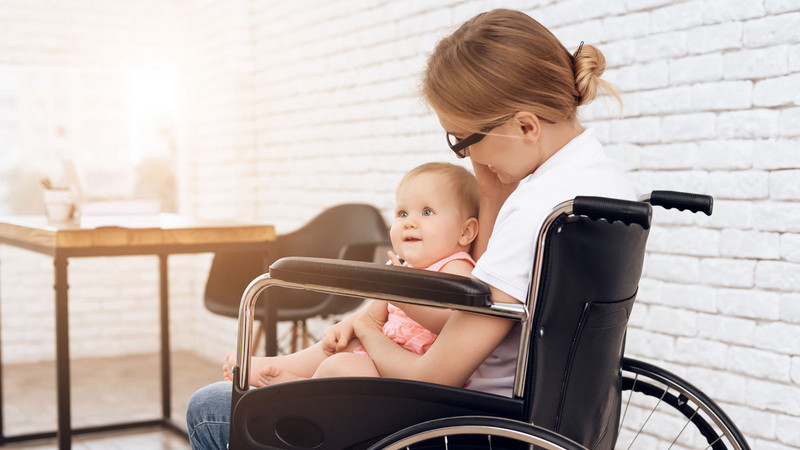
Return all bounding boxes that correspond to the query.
[446,125,496,158]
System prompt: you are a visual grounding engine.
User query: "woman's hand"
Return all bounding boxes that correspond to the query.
[354,300,389,338]
[471,160,517,205]
[471,160,517,261]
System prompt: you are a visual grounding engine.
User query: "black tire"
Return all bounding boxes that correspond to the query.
[619,358,750,449]
[367,416,588,450]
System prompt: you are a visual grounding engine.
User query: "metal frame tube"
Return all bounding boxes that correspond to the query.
[233,274,528,392]
[235,201,575,396]
[512,200,573,397]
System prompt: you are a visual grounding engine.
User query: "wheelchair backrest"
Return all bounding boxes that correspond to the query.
[521,210,649,449]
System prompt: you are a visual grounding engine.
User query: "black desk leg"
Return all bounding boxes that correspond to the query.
[54,255,71,450]
[158,254,171,421]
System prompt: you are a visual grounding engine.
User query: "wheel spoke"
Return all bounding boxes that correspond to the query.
[619,373,638,436]
[667,406,698,449]
[626,386,669,450]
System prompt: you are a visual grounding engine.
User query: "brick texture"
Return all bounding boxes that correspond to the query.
[0,1,798,447]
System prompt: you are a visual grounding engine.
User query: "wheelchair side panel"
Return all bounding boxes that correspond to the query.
[230,378,524,450]
[558,294,636,449]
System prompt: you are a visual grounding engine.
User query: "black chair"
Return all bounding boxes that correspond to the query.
[203,203,390,356]
[227,193,750,450]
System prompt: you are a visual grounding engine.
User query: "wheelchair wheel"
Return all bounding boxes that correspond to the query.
[619,358,750,450]
[367,416,587,450]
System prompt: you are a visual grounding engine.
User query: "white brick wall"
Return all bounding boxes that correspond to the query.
[1,0,799,447]
[0,0,213,364]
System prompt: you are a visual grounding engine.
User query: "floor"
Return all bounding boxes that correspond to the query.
[1,351,221,449]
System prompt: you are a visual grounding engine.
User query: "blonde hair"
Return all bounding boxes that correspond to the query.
[398,162,479,219]
[422,9,620,130]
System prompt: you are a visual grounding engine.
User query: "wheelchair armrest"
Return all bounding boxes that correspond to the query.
[268,256,492,309]
[234,256,521,391]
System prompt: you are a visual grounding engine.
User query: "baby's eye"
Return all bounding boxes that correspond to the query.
[422,208,434,216]
[397,210,408,218]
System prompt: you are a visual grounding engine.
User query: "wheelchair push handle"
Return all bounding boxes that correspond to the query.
[645,190,713,216]
[572,196,652,229]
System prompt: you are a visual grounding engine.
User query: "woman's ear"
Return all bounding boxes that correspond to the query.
[513,111,541,144]
[459,217,480,246]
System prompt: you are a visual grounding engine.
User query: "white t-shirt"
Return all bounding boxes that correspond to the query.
[466,128,636,397]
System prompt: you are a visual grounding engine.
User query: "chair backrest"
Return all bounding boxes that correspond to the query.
[265,203,390,315]
[520,208,650,449]
[276,203,389,260]
[204,250,271,317]
[204,203,389,318]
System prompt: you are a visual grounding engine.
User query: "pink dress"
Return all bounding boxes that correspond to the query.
[354,251,476,357]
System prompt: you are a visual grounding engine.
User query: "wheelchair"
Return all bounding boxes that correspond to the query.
[225,191,750,450]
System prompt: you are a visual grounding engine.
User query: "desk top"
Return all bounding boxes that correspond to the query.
[0,214,276,254]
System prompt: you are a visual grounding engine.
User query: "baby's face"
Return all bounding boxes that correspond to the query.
[390,172,468,268]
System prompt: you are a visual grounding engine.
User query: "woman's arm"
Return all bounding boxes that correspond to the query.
[355,284,517,388]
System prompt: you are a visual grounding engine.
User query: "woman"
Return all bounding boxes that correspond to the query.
[186,9,634,449]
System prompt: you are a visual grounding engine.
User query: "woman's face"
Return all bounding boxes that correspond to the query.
[437,113,540,184]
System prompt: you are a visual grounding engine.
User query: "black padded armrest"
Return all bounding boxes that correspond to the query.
[268,257,492,308]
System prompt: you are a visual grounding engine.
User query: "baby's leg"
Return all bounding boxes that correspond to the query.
[256,352,378,387]
[256,340,372,387]
[228,341,333,386]
[312,352,380,379]
[257,365,307,386]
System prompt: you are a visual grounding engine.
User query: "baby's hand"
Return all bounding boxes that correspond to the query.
[387,250,403,266]
[321,321,352,356]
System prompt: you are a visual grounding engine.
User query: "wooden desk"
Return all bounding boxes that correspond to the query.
[0,215,275,449]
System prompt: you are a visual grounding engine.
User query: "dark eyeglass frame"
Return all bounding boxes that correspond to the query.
[446,125,496,159]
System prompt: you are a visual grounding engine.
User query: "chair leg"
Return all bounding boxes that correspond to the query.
[290,321,299,353]
[301,320,309,349]
[286,320,310,353]
[251,321,263,355]
[265,304,278,356]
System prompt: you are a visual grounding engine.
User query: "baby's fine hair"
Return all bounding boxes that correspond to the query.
[422,8,620,129]
[398,162,480,219]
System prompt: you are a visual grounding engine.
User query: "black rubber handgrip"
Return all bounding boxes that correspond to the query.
[573,196,652,229]
[649,190,713,216]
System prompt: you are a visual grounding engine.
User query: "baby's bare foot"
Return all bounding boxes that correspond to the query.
[256,366,305,387]
[224,353,274,386]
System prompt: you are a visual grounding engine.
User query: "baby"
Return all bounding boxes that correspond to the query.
[223,162,479,386]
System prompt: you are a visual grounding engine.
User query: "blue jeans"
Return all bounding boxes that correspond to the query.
[186,381,232,450]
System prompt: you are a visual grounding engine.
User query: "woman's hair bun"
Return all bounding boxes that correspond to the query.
[573,44,607,106]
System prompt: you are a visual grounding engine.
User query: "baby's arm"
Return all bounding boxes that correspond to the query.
[387,252,473,334]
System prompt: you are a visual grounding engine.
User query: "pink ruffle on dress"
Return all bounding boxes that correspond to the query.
[353,251,475,357]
